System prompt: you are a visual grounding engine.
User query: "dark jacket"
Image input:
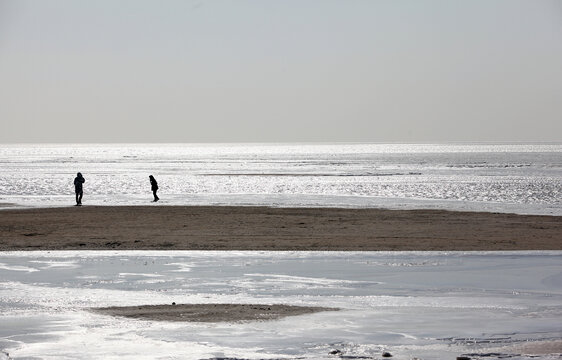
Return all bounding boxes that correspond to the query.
[74,175,85,192]
[150,177,158,191]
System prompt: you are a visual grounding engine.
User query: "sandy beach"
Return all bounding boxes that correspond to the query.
[1,205,560,251]
[2,207,561,358]
[92,304,337,322]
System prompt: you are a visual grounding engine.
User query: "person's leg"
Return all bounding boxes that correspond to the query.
[153,190,159,201]
[78,191,83,205]
[76,192,79,205]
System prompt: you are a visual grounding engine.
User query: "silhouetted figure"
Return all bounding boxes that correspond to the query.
[74,172,85,206]
[149,175,159,202]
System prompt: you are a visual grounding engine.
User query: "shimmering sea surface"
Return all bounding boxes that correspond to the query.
[0,143,561,214]
[1,144,561,359]
[1,251,561,360]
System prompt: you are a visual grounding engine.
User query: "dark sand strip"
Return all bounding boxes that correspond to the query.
[1,206,560,251]
[92,303,337,322]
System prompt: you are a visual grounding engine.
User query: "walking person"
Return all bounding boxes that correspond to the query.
[74,172,85,206]
[149,175,159,202]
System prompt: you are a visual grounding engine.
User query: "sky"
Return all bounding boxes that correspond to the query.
[1,0,561,143]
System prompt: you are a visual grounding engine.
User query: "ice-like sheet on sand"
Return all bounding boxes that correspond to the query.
[0,251,561,360]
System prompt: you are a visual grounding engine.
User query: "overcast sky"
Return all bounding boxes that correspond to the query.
[1,0,561,143]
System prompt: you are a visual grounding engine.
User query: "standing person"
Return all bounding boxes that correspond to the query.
[74,172,85,206]
[149,175,159,202]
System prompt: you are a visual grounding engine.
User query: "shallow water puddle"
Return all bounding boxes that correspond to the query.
[1,251,561,359]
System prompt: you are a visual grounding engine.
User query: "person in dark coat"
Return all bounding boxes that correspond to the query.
[149,175,159,202]
[74,172,85,206]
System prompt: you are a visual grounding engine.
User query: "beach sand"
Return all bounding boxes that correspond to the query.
[2,205,561,357]
[92,303,337,322]
[1,205,560,251]
[470,340,562,358]
[508,340,562,355]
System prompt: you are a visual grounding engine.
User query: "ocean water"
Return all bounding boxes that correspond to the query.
[0,143,561,215]
[1,251,561,360]
[1,145,561,359]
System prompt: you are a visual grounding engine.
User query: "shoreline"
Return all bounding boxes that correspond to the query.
[2,201,561,217]
[1,205,560,251]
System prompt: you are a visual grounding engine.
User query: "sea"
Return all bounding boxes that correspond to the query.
[1,251,561,360]
[1,143,561,360]
[0,143,561,214]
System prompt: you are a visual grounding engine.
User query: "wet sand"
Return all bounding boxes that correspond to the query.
[92,304,337,322]
[467,340,562,358]
[1,206,560,251]
[510,340,562,355]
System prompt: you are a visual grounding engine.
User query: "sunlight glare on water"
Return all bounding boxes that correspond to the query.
[0,143,561,214]
[0,251,561,360]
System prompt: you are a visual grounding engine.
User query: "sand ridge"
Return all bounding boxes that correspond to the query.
[92,303,338,322]
[1,205,561,251]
